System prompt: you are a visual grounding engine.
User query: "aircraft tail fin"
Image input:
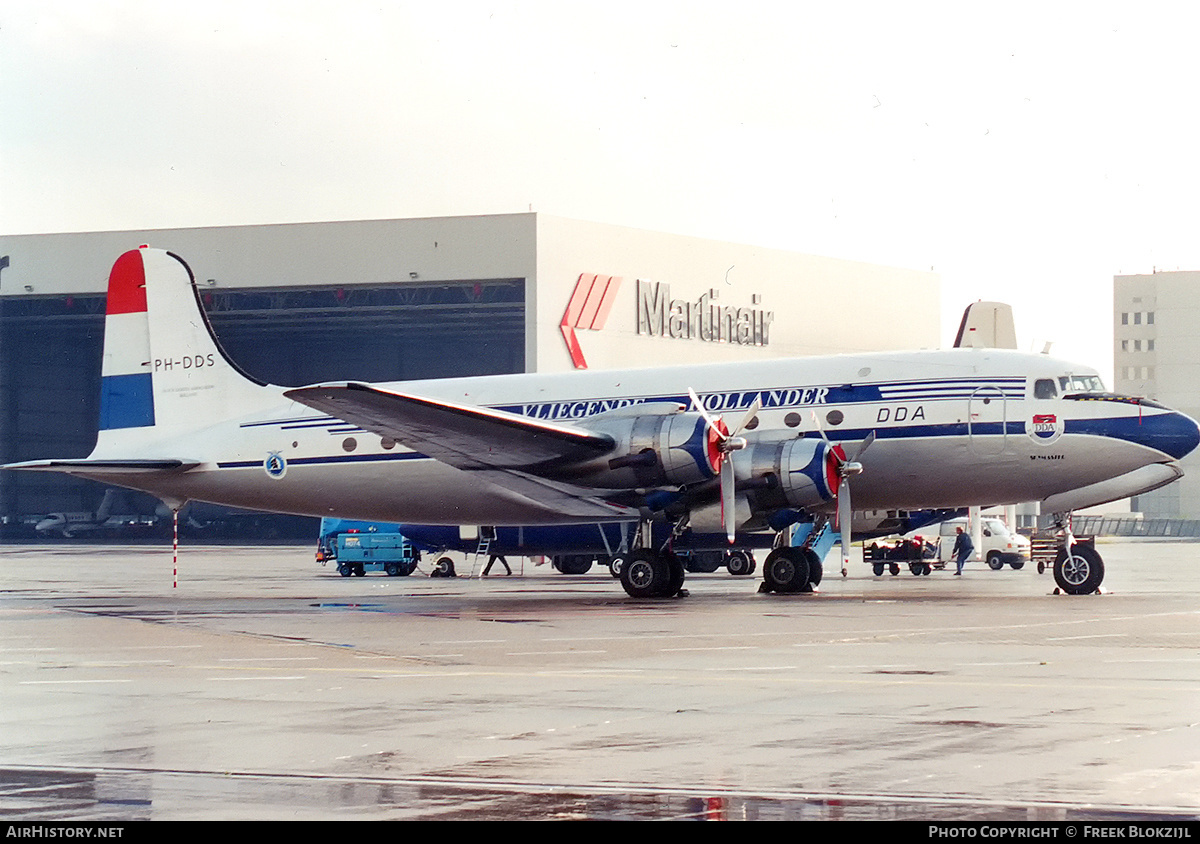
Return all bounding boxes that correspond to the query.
[92,247,275,456]
[953,301,1018,349]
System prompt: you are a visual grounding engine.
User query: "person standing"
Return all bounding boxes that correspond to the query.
[952,526,974,575]
[483,554,511,576]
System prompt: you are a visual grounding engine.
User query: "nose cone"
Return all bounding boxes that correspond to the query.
[1131,410,1200,460]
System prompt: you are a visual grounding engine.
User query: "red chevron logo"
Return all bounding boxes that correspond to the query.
[560,273,623,369]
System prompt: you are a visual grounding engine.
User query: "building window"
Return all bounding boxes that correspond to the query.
[1121,340,1129,351]
[1121,313,1129,325]
[1148,339,1155,351]
[1148,312,1155,325]
[1134,339,1142,351]
[1134,312,1142,325]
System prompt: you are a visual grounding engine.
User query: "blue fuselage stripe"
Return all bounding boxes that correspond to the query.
[217,451,430,469]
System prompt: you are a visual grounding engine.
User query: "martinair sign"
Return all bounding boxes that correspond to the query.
[561,273,775,369]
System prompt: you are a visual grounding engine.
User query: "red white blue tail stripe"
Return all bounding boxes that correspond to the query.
[98,249,155,430]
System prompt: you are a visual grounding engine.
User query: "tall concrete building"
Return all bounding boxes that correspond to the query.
[1113,270,1200,517]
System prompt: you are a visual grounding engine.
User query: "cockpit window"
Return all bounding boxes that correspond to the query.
[1034,379,1057,399]
[1059,374,1106,393]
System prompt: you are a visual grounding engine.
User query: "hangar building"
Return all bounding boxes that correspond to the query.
[0,214,940,533]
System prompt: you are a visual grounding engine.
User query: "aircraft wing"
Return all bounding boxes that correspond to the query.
[285,383,636,519]
[462,469,639,519]
[285,383,615,470]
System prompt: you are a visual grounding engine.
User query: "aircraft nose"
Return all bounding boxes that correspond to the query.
[1130,409,1200,460]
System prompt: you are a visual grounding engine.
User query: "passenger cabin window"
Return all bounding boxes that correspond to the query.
[1034,379,1057,399]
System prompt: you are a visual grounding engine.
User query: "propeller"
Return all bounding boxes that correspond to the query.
[811,411,875,576]
[688,388,761,542]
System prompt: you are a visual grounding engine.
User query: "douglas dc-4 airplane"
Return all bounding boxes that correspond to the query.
[6,247,1198,598]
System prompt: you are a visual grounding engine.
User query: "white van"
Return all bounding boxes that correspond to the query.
[937,517,1031,570]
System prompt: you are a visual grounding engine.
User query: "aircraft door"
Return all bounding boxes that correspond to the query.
[968,385,1007,455]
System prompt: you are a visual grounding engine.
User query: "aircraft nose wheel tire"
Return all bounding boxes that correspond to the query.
[1053,546,1105,595]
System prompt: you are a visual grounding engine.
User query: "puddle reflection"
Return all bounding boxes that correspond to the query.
[3,768,1195,822]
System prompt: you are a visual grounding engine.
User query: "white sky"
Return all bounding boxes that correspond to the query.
[5,0,1200,379]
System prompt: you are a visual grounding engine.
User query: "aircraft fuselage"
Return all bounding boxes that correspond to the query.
[77,349,1195,527]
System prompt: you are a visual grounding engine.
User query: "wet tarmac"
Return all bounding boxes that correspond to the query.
[2,539,1198,820]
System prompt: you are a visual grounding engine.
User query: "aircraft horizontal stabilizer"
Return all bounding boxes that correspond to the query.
[4,459,199,474]
[285,383,615,471]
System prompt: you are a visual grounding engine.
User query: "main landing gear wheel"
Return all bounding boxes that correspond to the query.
[1053,546,1105,595]
[619,550,684,598]
[725,549,756,577]
[800,547,822,591]
[431,556,457,578]
[761,547,811,594]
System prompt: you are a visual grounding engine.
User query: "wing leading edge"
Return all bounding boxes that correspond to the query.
[284,383,638,519]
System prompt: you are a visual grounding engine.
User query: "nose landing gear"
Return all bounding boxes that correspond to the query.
[1050,512,1105,595]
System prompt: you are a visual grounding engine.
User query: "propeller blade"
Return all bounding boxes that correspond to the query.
[808,415,869,577]
[849,430,876,463]
[731,397,762,437]
[721,459,737,543]
[690,386,752,543]
[688,387,722,434]
[837,476,852,577]
[809,410,832,444]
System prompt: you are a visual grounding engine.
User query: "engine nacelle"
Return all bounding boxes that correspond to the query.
[741,437,843,513]
[552,405,721,490]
